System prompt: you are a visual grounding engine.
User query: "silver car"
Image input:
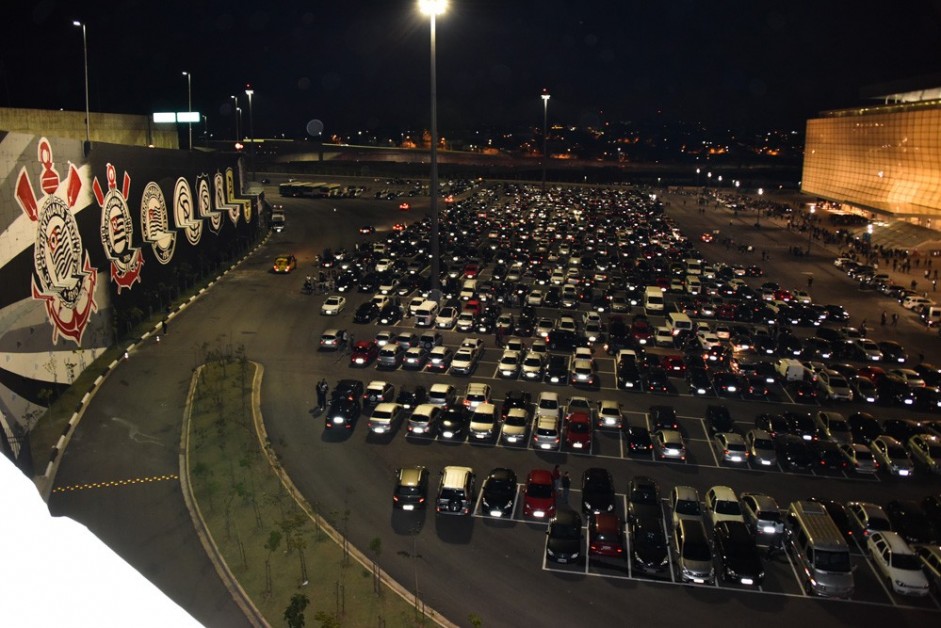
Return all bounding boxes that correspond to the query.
[846,501,893,539]
[674,519,714,584]
[713,432,749,465]
[500,407,530,445]
[838,443,879,474]
[520,351,545,381]
[870,435,915,477]
[744,429,777,467]
[653,429,686,461]
[532,415,561,450]
[740,493,784,549]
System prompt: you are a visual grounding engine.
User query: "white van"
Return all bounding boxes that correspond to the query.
[921,306,941,327]
[685,275,702,295]
[666,312,693,336]
[685,258,702,275]
[460,279,477,301]
[644,286,664,314]
[414,301,439,327]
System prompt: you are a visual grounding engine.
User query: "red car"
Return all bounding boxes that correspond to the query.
[523,469,557,519]
[399,202,411,211]
[589,512,625,558]
[857,366,886,384]
[700,232,715,243]
[350,340,379,367]
[564,411,593,451]
[463,263,479,279]
[392,222,406,232]
[661,355,687,376]
[631,318,653,345]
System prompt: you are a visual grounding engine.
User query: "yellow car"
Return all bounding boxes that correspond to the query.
[273,255,297,273]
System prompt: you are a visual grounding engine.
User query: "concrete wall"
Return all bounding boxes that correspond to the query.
[0,107,179,149]
[0,129,258,439]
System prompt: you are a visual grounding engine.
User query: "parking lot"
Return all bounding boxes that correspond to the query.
[271,181,941,626]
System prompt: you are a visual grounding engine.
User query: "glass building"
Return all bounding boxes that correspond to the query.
[802,94,941,224]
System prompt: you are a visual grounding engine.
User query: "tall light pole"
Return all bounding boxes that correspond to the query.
[245,86,255,180]
[230,95,240,141]
[696,167,701,188]
[541,90,550,192]
[807,205,815,255]
[756,187,763,227]
[182,71,192,150]
[419,0,447,295]
[73,20,90,148]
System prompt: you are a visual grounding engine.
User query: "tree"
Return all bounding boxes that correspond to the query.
[283,593,309,628]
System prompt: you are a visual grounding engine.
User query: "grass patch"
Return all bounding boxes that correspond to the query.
[187,352,426,627]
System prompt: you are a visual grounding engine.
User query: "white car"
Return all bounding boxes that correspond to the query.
[320,295,346,316]
[867,531,929,597]
[652,429,686,461]
[705,486,745,526]
[697,332,721,350]
[500,407,530,445]
[852,339,883,362]
[817,370,853,401]
[449,347,478,375]
[526,289,545,306]
[888,368,926,388]
[520,351,545,381]
[534,391,561,421]
[435,306,458,329]
[557,316,577,333]
[670,486,702,528]
[497,350,522,378]
[596,399,624,429]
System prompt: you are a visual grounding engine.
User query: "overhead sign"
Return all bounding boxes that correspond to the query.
[152,112,202,123]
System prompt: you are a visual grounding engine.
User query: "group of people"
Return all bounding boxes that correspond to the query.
[551,465,571,500]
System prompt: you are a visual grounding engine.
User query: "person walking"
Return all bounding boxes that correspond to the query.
[891,312,899,326]
[880,311,887,326]
[316,378,328,410]
[561,472,571,501]
[552,465,561,494]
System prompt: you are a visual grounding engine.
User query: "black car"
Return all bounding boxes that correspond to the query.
[395,386,428,411]
[500,390,533,420]
[914,386,941,412]
[783,411,818,441]
[878,376,917,407]
[325,397,361,430]
[915,363,941,388]
[438,407,467,441]
[883,418,923,442]
[824,304,851,322]
[645,367,670,393]
[624,424,653,454]
[627,476,662,521]
[877,340,908,364]
[618,360,644,390]
[332,379,365,402]
[377,303,403,325]
[755,413,789,439]
[687,367,713,396]
[705,404,735,434]
[393,466,429,510]
[649,405,678,431]
[545,354,569,385]
[353,302,379,324]
[629,515,670,576]
[847,412,882,444]
[776,434,814,471]
[884,500,936,544]
[480,468,518,518]
[548,329,578,352]
[713,521,765,586]
[581,468,616,515]
[546,509,583,564]
[813,440,848,471]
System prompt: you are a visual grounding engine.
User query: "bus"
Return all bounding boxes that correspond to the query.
[278,181,342,198]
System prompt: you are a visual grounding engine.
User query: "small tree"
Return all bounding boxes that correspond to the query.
[283,593,309,628]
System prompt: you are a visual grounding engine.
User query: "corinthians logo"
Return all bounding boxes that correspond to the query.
[14,137,98,346]
[141,181,177,264]
[94,163,143,291]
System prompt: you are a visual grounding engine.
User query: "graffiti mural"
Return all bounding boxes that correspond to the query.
[94,163,143,292]
[173,177,203,246]
[14,138,98,345]
[140,181,177,265]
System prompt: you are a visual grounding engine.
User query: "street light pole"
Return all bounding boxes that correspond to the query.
[756,187,763,227]
[245,86,255,181]
[73,20,90,148]
[230,95,239,141]
[419,0,447,295]
[807,206,815,255]
[541,90,550,192]
[182,71,192,150]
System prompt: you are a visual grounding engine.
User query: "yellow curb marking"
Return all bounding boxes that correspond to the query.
[52,474,179,493]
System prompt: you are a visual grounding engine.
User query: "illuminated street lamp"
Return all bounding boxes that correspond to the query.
[73,20,90,148]
[182,71,192,150]
[696,167,701,188]
[419,0,447,294]
[541,89,550,192]
[245,86,255,180]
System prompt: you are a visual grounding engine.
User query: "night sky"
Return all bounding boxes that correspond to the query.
[3,0,941,139]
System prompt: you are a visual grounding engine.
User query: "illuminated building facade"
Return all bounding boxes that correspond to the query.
[802,96,941,224]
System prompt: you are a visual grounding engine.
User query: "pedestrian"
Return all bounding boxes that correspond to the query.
[552,465,561,493]
[892,312,899,326]
[934,279,938,292]
[316,379,327,410]
[807,275,813,288]
[561,472,571,501]
[160,319,167,335]
[881,311,887,326]
[912,280,918,291]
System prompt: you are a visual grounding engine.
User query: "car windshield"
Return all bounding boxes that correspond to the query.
[505,413,527,426]
[472,413,494,425]
[638,529,666,549]
[539,399,559,410]
[684,540,711,561]
[715,501,742,516]
[887,445,908,458]
[869,516,892,531]
[675,500,701,516]
[815,549,851,572]
[754,438,774,450]
[487,479,514,493]
[551,523,581,539]
[569,421,590,434]
[891,553,922,570]
[527,483,553,498]
[397,485,421,496]
[439,488,465,501]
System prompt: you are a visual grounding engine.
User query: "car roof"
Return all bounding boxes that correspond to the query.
[673,485,699,501]
[708,486,737,501]
[527,468,553,483]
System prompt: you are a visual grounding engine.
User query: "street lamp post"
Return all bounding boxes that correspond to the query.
[245,86,255,181]
[806,205,815,255]
[182,71,192,150]
[419,0,447,295]
[230,95,240,141]
[696,167,701,188]
[756,187,763,227]
[73,20,90,148]
[541,90,550,192]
